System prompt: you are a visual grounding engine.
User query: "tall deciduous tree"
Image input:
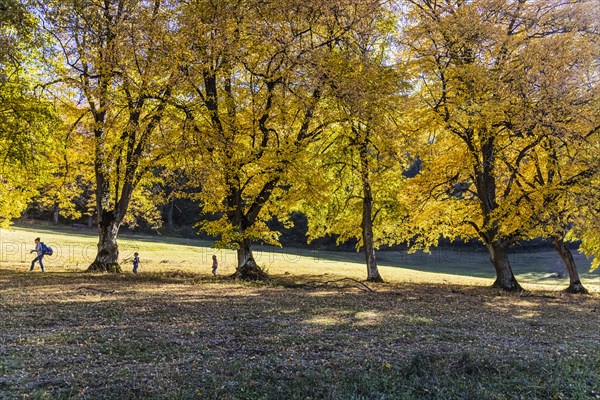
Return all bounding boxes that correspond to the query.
[39,0,181,271]
[499,6,600,293]
[175,0,384,279]
[299,9,409,282]
[402,0,596,291]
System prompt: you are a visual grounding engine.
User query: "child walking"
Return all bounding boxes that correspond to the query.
[211,255,218,277]
[132,252,140,275]
[29,237,45,272]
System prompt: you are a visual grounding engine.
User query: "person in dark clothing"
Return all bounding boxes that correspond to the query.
[30,237,45,272]
[133,252,140,275]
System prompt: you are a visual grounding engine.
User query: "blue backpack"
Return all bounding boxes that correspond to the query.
[41,242,53,256]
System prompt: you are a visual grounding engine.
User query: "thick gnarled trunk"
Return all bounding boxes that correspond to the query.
[488,242,521,291]
[473,135,521,291]
[87,212,122,273]
[226,186,269,280]
[551,236,588,294]
[226,177,277,281]
[233,239,267,280]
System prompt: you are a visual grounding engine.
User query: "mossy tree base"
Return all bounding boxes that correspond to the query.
[86,262,122,274]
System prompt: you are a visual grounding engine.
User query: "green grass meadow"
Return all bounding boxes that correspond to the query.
[1,226,599,399]
[2,225,598,290]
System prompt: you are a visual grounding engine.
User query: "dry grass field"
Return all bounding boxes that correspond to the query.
[1,226,599,399]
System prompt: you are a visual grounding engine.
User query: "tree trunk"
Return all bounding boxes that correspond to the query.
[471,136,520,292]
[487,242,521,291]
[361,170,383,283]
[225,172,273,281]
[551,236,588,294]
[52,202,59,225]
[166,200,174,228]
[364,241,382,283]
[87,214,94,228]
[233,239,267,280]
[87,212,122,273]
[358,126,383,283]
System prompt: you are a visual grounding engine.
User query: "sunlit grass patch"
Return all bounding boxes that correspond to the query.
[2,225,598,292]
[303,315,343,327]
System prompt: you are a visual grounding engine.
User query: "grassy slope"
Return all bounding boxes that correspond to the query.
[2,225,598,291]
[1,226,599,399]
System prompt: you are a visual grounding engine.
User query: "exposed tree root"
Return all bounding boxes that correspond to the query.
[77,286,115,294]
[281,277,374,292]
[519,290,557,299]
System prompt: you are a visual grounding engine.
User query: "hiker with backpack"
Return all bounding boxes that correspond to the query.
[30,237,52,272]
